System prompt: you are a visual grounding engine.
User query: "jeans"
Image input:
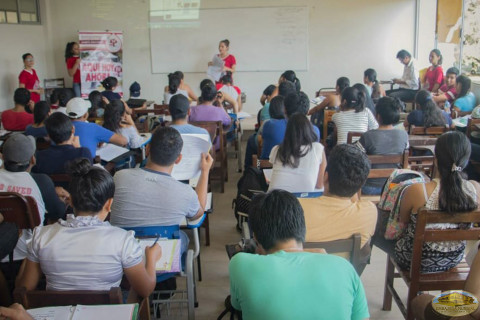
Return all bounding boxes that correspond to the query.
[386,88,417,102]
[73,82,81,97]
[179,230,190,268]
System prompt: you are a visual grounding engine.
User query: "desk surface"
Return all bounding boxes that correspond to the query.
[408,135,438,146]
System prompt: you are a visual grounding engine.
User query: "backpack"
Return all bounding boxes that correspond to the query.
[232,167,268,227]
[377,169,426,240]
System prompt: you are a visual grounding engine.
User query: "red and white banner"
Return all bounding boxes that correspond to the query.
[79,30,123,98]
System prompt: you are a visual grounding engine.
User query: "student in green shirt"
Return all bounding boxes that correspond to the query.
[229,190,370,320]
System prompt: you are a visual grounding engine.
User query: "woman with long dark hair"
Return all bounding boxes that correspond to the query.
[404,90,451,129]
[65,42,81,97]
[363,68,385,104]
[17,159,162,296]
[453,75,477,117]
[164,72,189,104]
[268,113,326,193]
[103,100,143,149]
[395,131,480,272]
[423,49,444,93]
[332,86,378,144]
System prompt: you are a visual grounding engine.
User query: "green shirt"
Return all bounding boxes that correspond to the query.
[229,251,369,320]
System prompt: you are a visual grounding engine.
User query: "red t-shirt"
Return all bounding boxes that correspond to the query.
[222,54,236,70]
[18,69,40,103]
[439,84,457,103]
[66,57,81,83]
[1,109,34,131]
[424,66,444,92]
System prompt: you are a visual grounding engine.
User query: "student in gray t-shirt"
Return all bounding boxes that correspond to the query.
[356,97,409,194]
[110,127,213,254]
[168,94,211,142]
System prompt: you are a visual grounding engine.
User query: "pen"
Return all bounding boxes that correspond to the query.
[151,234,160,247]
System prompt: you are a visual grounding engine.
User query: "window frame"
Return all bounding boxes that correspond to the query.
[0,0,40,25]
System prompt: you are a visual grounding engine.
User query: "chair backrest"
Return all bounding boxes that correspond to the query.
[0,192,41,229]
[14,287,123,309]
[367,151,408,179]
[304,233,363,274]
[153,104,171,114]
[251,154,273,169]
[123,225,180,240]
[409,209,480,282]
[466,118,480,139]
[408,155,435,178]
[347,131,363,144]
[409,125,448,135]
[189,121,219,144]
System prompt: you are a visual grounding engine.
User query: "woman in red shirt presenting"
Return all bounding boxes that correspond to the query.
[208,39,236,83]
[65,42,81,97]
[18,53,43,104]
[423,49,444,93]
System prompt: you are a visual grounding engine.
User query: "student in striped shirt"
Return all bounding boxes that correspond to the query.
[332,86,378,145]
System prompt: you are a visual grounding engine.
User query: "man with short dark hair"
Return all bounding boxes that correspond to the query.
[387,49,420,102]
[33,112,92,175]
[1,88,34,131]
[110,127,213,253]
[169,95,211,142]
[299,144,377,266]
[229,189,370,319]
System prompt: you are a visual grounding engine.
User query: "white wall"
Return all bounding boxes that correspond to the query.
[0,0,416,114]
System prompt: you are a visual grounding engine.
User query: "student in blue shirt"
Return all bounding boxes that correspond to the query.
[453,75,477,116]
[65,98,127,156]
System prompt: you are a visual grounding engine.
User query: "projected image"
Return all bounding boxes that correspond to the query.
[150,0,200,28]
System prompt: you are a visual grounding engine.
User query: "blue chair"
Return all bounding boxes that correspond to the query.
[123,225,195,320]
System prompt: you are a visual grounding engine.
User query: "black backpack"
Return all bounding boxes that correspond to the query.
[232,167,268,228]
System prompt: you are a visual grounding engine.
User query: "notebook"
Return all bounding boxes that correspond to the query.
[27,303,138,320]
[138,239,181,273]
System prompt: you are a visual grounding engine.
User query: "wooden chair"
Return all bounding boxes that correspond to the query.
[132,106,170,133]
[190,121,227,193]
[13,286,123,309]
[383,208,480,320]
[251,154,273,169]
[323,109,337,145]
[0,192,41,230]
[347,131,363,144]
[407,155,435,178]
[409,125,448,135]
[360,152,408,203]
[304,233,365,275]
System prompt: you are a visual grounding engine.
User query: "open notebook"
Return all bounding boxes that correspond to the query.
[27,303,138,320]
[138,239,181,273]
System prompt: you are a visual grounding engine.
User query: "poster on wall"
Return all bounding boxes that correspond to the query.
[79,30,123,98]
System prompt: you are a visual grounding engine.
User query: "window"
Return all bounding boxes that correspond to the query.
[0,0,40,24]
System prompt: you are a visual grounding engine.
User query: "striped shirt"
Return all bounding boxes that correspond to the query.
[333,109,378,144]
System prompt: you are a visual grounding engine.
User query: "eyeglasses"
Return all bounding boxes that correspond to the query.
[25,58,34,62]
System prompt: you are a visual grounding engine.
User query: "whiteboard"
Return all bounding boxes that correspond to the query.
[149,6,309,73]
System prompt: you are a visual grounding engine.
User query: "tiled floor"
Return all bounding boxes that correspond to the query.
[165,133,408,319]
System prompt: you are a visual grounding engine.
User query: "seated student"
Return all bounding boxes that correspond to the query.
[164,71,197,102]
[103,100,143,149]
[268,113,326,193]
[24,101,50,139]
[453,75,477,117]
[0,134,68,265]
[164,72,189,104]
[100,77,132,114]
[33,112,92,175]
[353,83,376,116]
[387,49,420,102]
[356,97,409,195]
[16,159,161,297]
[392,132,480,273]
[245,96,285,169]
[88,90,107,118]
[1,88,34,131]
[260,91,320,160]
[66,97,127,157]
[404,90,451,129]
[51,88,74,115]
[168,94,211,141]
[229,190,370,319]
[364,68,386,104]
[412,247,480,320]
[49,89,60,110]
[110,127,213,256]
[216,74,241,113]
[259,84,277,122]
[332,86,379,145]
[299,144,376,259]
[189,82,232,149]
[422,49,444,93]
[270,70,302,98]
[433,67,459,107]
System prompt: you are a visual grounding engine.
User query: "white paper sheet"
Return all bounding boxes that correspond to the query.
[96,143,130,162]
[171,134,211,180]
[236,111,252,119]
[139,239,180,272]
[71,304,137,320]
[207,54,224,81]
[27,306,73,320]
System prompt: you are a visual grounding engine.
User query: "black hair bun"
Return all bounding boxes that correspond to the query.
[67,158,92,177]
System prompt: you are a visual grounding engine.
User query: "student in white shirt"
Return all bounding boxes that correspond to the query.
[17,159,162,297]
[387,49,420,102]
[103,100,144,149]
[268,113,326,193]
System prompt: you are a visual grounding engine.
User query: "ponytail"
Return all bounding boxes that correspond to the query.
[168,73,180,94]
[101,77,118,91]
[341,87,365,113]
